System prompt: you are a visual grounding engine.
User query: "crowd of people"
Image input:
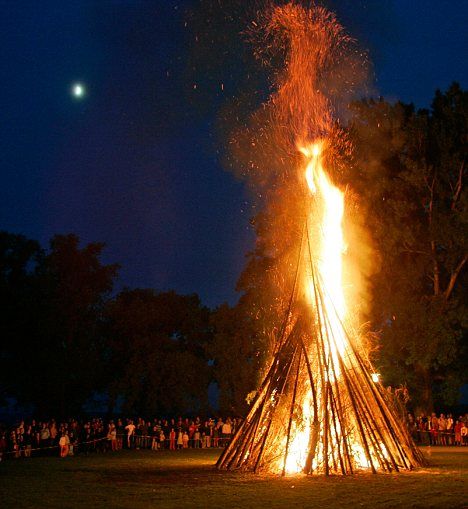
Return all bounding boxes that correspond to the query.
[0,416,241,460]
[408,412,468,446]
[1,411,467,461]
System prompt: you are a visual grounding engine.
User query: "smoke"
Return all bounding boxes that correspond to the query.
[187,1,380,321]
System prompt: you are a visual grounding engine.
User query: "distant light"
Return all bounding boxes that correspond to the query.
[371,373,380,383]
[71,83,85,98]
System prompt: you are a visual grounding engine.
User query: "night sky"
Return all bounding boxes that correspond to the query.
[1,1,466,308]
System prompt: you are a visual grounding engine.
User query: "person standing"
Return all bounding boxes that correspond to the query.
[169,429,176,450]
[108,424,118,452]
[177,429,184,449]
[0,432,7,461]
[208,419,214,448]
[49,420,58,446]
[461,421,468,445]
[16,427,24,458]
[438,414,447,445]
[454,419,462,446]
[68,429,77,456]
[23,426,33,457]
[116,419,124,450]
[446,414,454,445]
[151,424,159,451]
[125,420,136,449]
[221,418,232,446]
[31,420,39,449]
[430,413,439,445]
[140,420,149,449]
[39,423,50,451]
[59,432,70,458]
[10,431,20,458]
[188,421,196,448]
[194,428,201,448]
[159,430,166,450]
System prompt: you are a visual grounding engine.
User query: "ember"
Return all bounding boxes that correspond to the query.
[217,3,424,475]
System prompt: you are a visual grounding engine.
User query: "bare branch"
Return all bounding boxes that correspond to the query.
[444,254,468,300]
[401,243,430,256]
[451,160,465,211]
[425,177,441,295]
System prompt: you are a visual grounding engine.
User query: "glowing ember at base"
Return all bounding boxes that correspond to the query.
[217,2,424,476]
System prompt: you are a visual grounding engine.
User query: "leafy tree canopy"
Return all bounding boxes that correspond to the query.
[348,83,467,411]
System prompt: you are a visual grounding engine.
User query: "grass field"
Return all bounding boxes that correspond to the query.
[0,447,467,508]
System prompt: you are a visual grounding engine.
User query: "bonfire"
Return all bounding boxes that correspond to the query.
[217,3,424,475]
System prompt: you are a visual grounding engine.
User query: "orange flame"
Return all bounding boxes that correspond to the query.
[280,141,349,474]
[302,142,347,363]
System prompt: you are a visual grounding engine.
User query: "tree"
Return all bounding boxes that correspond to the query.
[348,83,467,411]
[210,302,260,415]
[8,234,119,416]
[105,289,212,416]
[0,232,42,404]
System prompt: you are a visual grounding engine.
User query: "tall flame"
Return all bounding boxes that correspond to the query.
[301,142,347,360]
[281,141,349,474]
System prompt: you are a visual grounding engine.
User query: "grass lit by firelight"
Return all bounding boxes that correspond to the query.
[0,447,466,508]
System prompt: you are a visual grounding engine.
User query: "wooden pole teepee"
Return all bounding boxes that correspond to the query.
[217,2,424,476]
[216,219,424,475]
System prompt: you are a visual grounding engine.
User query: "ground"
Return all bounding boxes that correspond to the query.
[0,447,466,508]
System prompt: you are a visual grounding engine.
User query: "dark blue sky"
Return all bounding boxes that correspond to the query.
[1,1,466,308]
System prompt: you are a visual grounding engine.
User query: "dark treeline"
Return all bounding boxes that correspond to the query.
[0,233,260,419]
[1,84,466,418]
[348,83,467,411]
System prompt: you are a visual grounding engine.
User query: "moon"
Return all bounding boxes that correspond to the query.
[71,82,86,99]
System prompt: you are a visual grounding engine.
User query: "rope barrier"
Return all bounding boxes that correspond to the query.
[2,431,466,459]
[0,434,234,458]
[1,436,109,457]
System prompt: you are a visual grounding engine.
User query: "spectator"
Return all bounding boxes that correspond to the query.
[194,429,201,448]
[454,419,462,446]
[151,424,159,451]
[461,421,468,445]
[430,413,438,445]
[125,420,135,449]
[0,433,7,461]
[438,414,447,445]
[169,428,176,450]
[69,429,77,456]
[49,420,58,445]
[221,418,232,445]
[188,421,196,447]
[177,429,183,449]
[23,425,33,457]
[59,432,70,458]
[158,430,166,450]
[3,409,467,464]
[108,424,118,452]
[446,414,454,445]
[9,431,20,458]
[205,420,212,448]
[39,423,50,449]
[213,424,219,447]
[116,419,124,450]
